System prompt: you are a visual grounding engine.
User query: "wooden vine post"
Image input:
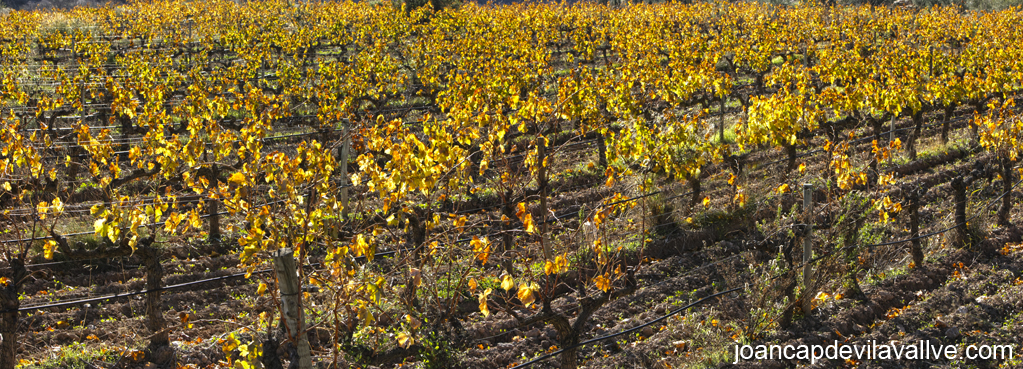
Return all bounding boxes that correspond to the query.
[997,157,1014,227]
[139,245,175,365]
[801,183,814,315]
[907,111,923,161]
[719,97,726,143]
[0,259,27,369]
[339,123,351,216]
[907,187,925,267]
[889,115,896,147]
[273,248,312,369]
[951,176,971,248]
[596,130,608,168]
[143,249,167,346]
[941,105,954,144]
[208,162,221,249]
[537,139,552,260]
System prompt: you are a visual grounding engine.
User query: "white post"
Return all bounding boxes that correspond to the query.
[889,115,896,145]
[273,248,312,369]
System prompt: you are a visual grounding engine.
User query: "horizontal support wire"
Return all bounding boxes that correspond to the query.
[509,165,1022,369]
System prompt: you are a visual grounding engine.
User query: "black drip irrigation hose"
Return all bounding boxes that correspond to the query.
[3,99,1011,344]
[12,262,329,313]
[8,268,269,314]
[508,174,1023,368]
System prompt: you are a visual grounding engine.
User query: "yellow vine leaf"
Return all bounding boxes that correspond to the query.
[546,254,570,275]
[397,332,414,349]
[221,333,240,353]
[51,197,63,215]
[554,254,569,273]
[523,214,535,234]
[354,234,374,262]
[228,172,246,185]
[36,201,48,220]
[479,288,493,318]
[501,274,515,291]
[94,218,107,237]
[517,282,539,308]
[43,240,56,260]
[594,274,611,293]
[472,236,490,264]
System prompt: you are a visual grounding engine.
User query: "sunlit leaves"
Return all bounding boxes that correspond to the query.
[740,85,819,152]
[353,234,375,262]
[221,333,240,353]
[479,288,493,317]
[43,240,56,260]
[874,196,902,224]
[93,212,119,243]
[36,201,48,220]
[396,331,414,349]
[471,236,490,264]
[228,172,247,186]
[609,112,714,183]
[733,188,747,208]
[517,282,539,308]
[522,214,536,234]
[543,254,569,275]
[501,274,515,291]
[164,212,185,233]
[975,98,1023,162]
[593,273,611,293]
[8,2,1023,357]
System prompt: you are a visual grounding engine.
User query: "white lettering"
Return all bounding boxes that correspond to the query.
[839,344,853,360]
[811,345,825,364]
[855,343,869,359]
[892,343,905,360]
[877,344,892,360]
[825,341,839,360]
[796,345,809,360]
[929,341,942,359]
